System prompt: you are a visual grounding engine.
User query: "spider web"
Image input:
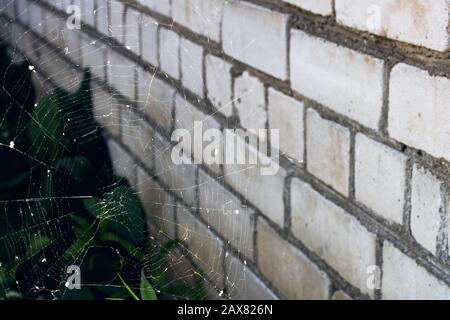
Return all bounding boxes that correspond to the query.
[0,0,256,300]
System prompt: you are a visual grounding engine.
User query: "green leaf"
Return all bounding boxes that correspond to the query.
[83,197,105,220]
[64,214,97,260]
[118,274,139,300]
[25,235,51,257]
[27,94,65,163]
[100,232,144,260]
[102,186,147,241]
[140,269,157,300]
[57,156,92,182]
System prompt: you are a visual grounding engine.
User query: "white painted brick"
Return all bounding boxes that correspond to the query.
[53,0,71,11]
[137,167,176,239]
[121,109,154,168]
[91,84,120,137]
[110,0,124,43]
[30,1,44,35]
[234,71,267,132]
[198,170,255,260]
[411,166,443,254]
[180,38,204,97]
[141,14,158,66]
[107,50,136,100]
[225,253,278,300]
[306,109,350,196]
[177,206,225,288]
[81,36,106,80]
[335,0,450,52]
[13,25,38,62]
[96,0,109,35]
[290,178,377,295]
[107,139,136,186]
[290,30,384,129]
[284,0,333,15]
[389,63,450,161]
[257,219,330,299]
[0,0,15,17]
[61,29,82,65]
[154,133,197,207]
[382,241,450,299]
[44,9,64,48]
[159,28,180,79]
[223,132,286,227]
[16,0,29,25]
[205,55,233,117]
[355,134,407,224]
[172,0,223,42]
[174,95,221,174]
[136,67,174,131]
[37,44,82,93]
[223,1,288,80]
[138,0,171,16]
[124,8,140,56]
[81,0,95,26]
[268,88,304,164]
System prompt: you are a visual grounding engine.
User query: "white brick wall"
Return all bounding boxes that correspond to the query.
[257,219,330,299]
[172,0,224,42]
[389,63,450,161]
[124,8,140,56]
[291,178,376,295]
[335,0,450,52]
[268,88,304,163]
[223,1,288,80]
[29,1,44,35]
[138,0,171,16]
[92,84,121,137]
[137,168,176,239]
[61,28,82,64]
[205,55,233,117]
[81,0,95,26]
[180,38,204,97]
[224,132,286,227]
[234,71,266,132]
[198,170,255,260]
[96,0,109,35]
[141,14,158,66]
[121,109,154,167]
[410,166,443,254]
[291,30,384,129]
[81,36,106,81]
[110,0,124,43]
[136,67,174,131]
[159,28,180,79]
[306,109,350,196]
[107,49,136,100]
[382,241,450,299]
[284,0,333,15]
[154,133,197,207]
[355,134,407,224]
[177,206,225,288]
[174,95,221,174]
[225,253,278,300]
